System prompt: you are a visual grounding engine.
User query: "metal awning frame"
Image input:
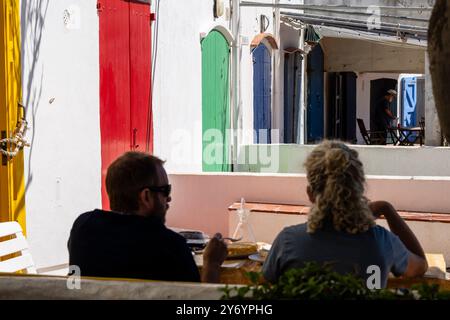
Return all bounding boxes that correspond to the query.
[281,16,427,49]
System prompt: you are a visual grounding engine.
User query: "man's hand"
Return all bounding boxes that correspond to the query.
[201,233,227,283]
[203,233,228,267]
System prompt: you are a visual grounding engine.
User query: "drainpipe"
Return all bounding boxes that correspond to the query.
[299,25,306,144]
[273,0,281,143]
[231,0,240,170]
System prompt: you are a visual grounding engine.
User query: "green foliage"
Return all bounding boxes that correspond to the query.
[220,262,450,300]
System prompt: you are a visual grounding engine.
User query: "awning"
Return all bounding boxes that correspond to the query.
[311,24,427,49]
[281,15,427,49]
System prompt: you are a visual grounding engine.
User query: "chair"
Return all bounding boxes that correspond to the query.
[0,221,68,274]
[419,117,425,145]
[397,119,425,146]
[357,119,386,145]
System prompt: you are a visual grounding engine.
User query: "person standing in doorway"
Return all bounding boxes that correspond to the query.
[374,89,398,144]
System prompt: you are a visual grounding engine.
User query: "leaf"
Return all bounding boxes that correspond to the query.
[219,262,448,300]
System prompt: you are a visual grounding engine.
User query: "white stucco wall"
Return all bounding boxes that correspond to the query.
[237,144,450,177]
[21,0,101,268]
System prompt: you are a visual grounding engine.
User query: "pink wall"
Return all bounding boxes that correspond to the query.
[166,173,450,237]
[365,177,450,213]
[167,173,309,236]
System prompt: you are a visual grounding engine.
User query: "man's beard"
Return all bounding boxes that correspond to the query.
[154,203,167,224]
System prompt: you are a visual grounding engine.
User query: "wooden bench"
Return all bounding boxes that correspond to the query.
[228,202,450,268]
[228,202,450,224]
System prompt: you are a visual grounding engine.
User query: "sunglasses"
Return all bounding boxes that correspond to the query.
[143,184,172,197]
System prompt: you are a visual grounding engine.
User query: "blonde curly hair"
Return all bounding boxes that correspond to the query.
[305,140,375,234]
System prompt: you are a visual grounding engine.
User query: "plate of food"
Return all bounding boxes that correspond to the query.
[226,242,258,259]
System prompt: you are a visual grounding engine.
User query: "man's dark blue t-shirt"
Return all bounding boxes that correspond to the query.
[374,98,392,130]
[68,209,200,282]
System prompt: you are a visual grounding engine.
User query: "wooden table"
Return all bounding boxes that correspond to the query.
[195,255,263,285]
[196,255,450,291]
[216,260,263,285]
[387,277,450,291]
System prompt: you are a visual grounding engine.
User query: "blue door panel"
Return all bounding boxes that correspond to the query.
[284,52,303,143]
[253,44,272,143]
[344,72,357,142]
[284,54,295,142]
[307,45,324,143]
[402,77,417,127]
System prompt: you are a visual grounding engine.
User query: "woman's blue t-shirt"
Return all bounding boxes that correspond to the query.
[262,223,410,288]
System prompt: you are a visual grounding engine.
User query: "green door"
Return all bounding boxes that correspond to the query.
[201,31,230,172]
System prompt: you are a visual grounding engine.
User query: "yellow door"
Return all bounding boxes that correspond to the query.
[0,0,26,233]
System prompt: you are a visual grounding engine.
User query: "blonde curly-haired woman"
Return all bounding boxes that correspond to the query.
[262,140,428,288]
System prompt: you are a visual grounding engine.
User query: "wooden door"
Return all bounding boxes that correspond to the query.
[98,0,152,209]
[327,72,357,143]
[284,51,302,144]
[307,45,324,143]
[130,1,152,153]
[253,44,272,144]
[401,77,418,127]
[201,30,230,172]
[0,0,26,231]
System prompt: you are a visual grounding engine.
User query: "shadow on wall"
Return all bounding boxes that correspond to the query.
[20,0,49,201]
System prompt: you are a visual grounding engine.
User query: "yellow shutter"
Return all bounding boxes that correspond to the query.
[0,0,26,233]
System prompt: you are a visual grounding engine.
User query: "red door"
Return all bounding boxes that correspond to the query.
[130,2,153,154]
[98,0,152,209]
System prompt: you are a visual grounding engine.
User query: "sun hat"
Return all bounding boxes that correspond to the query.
[387,89,397,96]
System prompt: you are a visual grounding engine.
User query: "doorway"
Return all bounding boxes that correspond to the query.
[284,50,303,144]
[370,78,398,131]
[327,72,357,143]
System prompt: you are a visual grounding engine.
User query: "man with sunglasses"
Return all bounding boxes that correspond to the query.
[68,152,227,283]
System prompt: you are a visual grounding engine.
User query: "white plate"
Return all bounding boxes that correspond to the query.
[194,255,246,268]
[248,253,266,263]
